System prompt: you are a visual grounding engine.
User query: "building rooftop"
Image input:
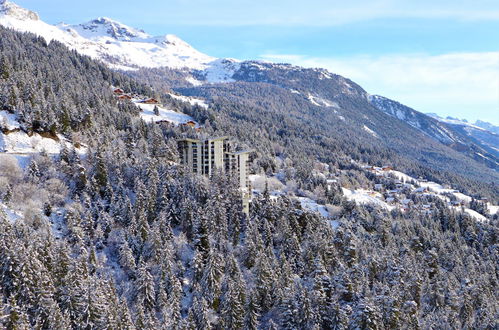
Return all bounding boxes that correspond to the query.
[177,136,229,143]
[178,138,201,143]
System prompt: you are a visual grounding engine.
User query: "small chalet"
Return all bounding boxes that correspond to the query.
[182,120,196,128]
[414,186,429,193]
[114,88,124,94]
[382,166,393,171]
[118,94,132,100]
[140,98,159,104]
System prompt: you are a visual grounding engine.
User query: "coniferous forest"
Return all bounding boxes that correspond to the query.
[0,26,498,330]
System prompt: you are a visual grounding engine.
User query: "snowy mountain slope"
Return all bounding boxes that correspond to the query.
[475,120,499,135]
[369,95,499,169]
[60,17,150,42]
[132,99,197,126]
[427,113,499,153]
[369,95,458,144]
[426,114,498,134]
[57,18,218,71]
[0,1,237,79]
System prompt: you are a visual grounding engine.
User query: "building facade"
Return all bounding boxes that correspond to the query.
[178,137,252,215]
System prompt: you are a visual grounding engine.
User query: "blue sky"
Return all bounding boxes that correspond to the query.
[14,0,499,124]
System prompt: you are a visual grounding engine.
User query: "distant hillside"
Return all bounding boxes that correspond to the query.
[369,95,499,169]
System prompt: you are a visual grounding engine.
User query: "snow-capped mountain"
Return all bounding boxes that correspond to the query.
[0,0,37,20]
[370,95,499,168]
[0,0,239,80]
[62,17,151,42]
[475,120,499,135]
[427,113,499,135]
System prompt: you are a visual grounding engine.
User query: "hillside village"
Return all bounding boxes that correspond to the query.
[250,159,498,223]
[113,87,204,129]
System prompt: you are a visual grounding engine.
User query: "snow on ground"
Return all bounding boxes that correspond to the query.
[185,76,203,86]
[296,197,329,217]
[133,100,197,126]
[362,125,379,138]
[0,201,22,223]
[202,58,241,83]
[0,111,20,130]
[341,187,394,211]
[307,93,339,108]
[329,220,340,229]
[428,113,488,131]
[389,170,417,183]
[50,209,67,239]
[0,131,62,154]
[453,192,472,203]
[382,167,497,220]
[0,131,87,155]
[0,111,86,155]
[169,94,208,109]
[488,204,499,215]
[451,207,488,222]
[417,181,454,194]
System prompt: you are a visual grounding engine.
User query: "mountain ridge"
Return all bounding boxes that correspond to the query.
[369,95,499,169]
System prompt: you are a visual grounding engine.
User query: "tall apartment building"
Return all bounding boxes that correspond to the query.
[178,137,252,215]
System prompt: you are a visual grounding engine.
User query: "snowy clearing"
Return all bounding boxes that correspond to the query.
[341,187,394,210]
[307,93,339,108]
[0,111,20,130]
[296,197,329,218]
[133,100,197,126]
[169,94,208,109]
[0,111,86,155]
[0,201,22,223]
[363,125,379,138]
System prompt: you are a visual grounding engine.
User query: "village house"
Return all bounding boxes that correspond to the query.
[113,88,124,94]
[451,200,465,207]
[182,120,197,128]
[414,186,430,193]
[140,98,159,104]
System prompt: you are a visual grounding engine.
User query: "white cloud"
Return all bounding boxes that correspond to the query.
[260,52,499,124]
